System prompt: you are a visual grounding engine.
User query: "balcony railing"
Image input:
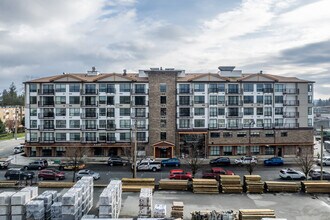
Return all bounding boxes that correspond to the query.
[283,112,299,118]
[132,89,149,94]
[226,101,243,106]
[99,88,116,94]
[81,137,98,143]
[226,112,243,118]
[81,101,98,107]
[106,124,116,130]
[38,101,54,107]
[81,113,98,119]
[263,88,274,93]
[226,88,242,94]
[80,89,99,95]
[132,101,149,106]
[283,100,299,106]
[283,88,299,94]
[38,125,55,131]
[131,112,149,118]
[177,89,193,94]
[81,125,97,130]
[38,89,54,95]
[178,100,193,106]
[208,88,225,93]
[38,113,54,119]
[39,137,55,143]
[106,138,116,143]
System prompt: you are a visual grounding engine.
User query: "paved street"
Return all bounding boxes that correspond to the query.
[0,137,24,157]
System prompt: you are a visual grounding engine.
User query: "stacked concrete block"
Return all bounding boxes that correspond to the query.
[35,191,58,220]
[138,188,153,218]
[26,200,45,220]
[0,191,16,220]
[108,180,122,218]
[21,187,38,200]
[50,202,62,220]
[62,187,82,220]
[11,190,31,220]
[73,177,94,215]
[81,214,96,219]
[98,187,116,218]
[153,204,166,218]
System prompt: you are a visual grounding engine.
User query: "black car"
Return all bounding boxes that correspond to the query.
[108,156,129,166]
[24,161,47,170]
[309,170,330,180]
[5,168,34,180]
[209,157,231,166]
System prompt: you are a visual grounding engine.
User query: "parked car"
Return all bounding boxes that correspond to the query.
[161,158,180,167]
[0,157,12,169]
[76,169,100,180]
[38,169,65,181]
[108,156,129,166]
[132,157,155,169]
[234,156,258,165]
[13,145,24,154]
[59,162,86,171]
[4,168,34,180]
[37,159,48,168]
[169,169,192,180]
[137,161,161,172]
[279,168,306,180]
[309,169,330,180]
[24,160,47,170]
[202,167,234,180]
[317,157,330,166]
[264,157,284,166]
[209,157,231,166]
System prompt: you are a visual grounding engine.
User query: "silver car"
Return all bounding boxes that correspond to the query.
[279,168,306,180]
[76,169,100,180]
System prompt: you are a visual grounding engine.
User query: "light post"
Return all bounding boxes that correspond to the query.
[133,120,137,178]
[248,120,255,156]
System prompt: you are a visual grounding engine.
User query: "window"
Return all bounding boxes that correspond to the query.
[120,132,131,141]
[42,84,54,94]
[30,133,38,142]
[237,146,246,155]
[30,96,37,104]
[179,84,190,93]
[218,119,225,128]
[69,96,80,105]
[209,96,217,105]
[99,133,106,141]
[218,96,225,104]
[228,84,239,93]
[265,146,275,155]
[265,131,274,137]
[120,83,131,92]
[30,109,37,116]
[179,108,190,117]
[56,108,66,116]
[264,84,273,93]
[275,118,283,127]
[135,108,146,117]
[275,84,284,92]
[107,108,115,117]
[237,132,247,137]
[107,96,115,105]
[120,108,131,116]
[136,119,146,129]
[55,84,66,92]
[218,108,225,116]
[264,107,272,116]
[275,96,283,104]
[243,83,254,92]
[99,96,106,105]
[228,96,239,105]
[250,132,260,137]
[137,132,146,141]
[275,107,283,115]
[160,119,166,128]
[194,119,205,127]
[308,118,313,127]
[209,108,217,117]
[56,120,66,128]
[120,120,131,128]
[160,83,167,93]
[29,84,37,92]
[99,120,106,129]
[223,132,232,138]
[179,96,190,105]
[281,132,288,137]
[308,95,313,104]
[243,119,254,127]
[85,84,96,94]
[120,96,131,104]
[256,84,263,92]
[243,96,254,104]
[69,84,80,92]
[251,146,260,155]
[135,96,146,105]
[70,133,80,141]
[194,83,205,92]
[55,96,66,104]
[99,108,106,117]
[30,120,37,128]
[194,96,205,104]
[308,84,313,92]
[160,108,166,116]
[160,96,166,104]
[210,132,220,138]
[256,96,263,104]
[257,108,263,115]
[209,119,217,128]
[160,132,166,140]
[209,83,225,93]
[195,108,205,116]
[179,119,190,128]
[223,146,232,156]
[55,133,66,141]
[256,119,263,127]
[210,146,220,156]
[308,107,312,115]
[135,84,145,94]
[264,96,272,105]
[69,108,80,116]
[244,108,254,115]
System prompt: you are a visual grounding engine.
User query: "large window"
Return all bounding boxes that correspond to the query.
[179,96,190,105]
[135,108,146,117]
[275,107,283,115]
[55,84,66,92]
[194,96,205,104]
[237,146,246,155]
[69,108,80,116]
[244,108,254,115]
[69,84,80,92]
[194,108,205,116]
[107,108,115,117]
[120,120,131,128]
[265,146,275,155]
[137,132,146,141]
[264,107,272,116]
[257,108,263,115]
[120,132,131,141]
[120,96,131,104]
[56,120,66,128]
[29,84,37,92]
[218,96,225,104]
[256,84,263,92]
[55,133,66,141]
[120,83,131,92]
[209,119,217,128]
[256,96,263,104]
[160,96,166,104]
[56,108,66,116]
[274,84,284,92]
[30,96,37,105]
[251,146,260,155]
[160,83,167,93]
[209,96,217,105]
[30,120,37,128]
[243,83,254,92]
[194,119,205,127]
[107,96,114,105]
[264,96,272,105]
[85,84,96,94]
[243,96,254,104]
[99,96,106,105]
[135,96,146,105]
[179,119,190,128]
[228,84,239,93]
[194,83,205,92]
[120,108,131,116]
[179,84,190,93]
[135,84,146,94]
[275,96,283,104]
[69,96,80,104]
[210,146,220,156]
[70,133,80,141]
[55,96,66,104]
[223,146,233,156]
[209,108,217,117]
[160,132,166,140]
[209,83,225,93]
[30,109,37,116]
[179,108,190,117]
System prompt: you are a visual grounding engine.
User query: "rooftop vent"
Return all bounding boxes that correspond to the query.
[87,66,99,75]
[123,69,127,76]
[218,66,235,71]
[218,66,242,77]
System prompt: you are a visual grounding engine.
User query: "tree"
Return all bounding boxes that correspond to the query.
[0,119,5,134]
[5,120,15,133]
[296,151,315,179]
[245,163,257,175]
[21,116,25,127]
[65,146,90,182]
[183,134,205,176]
[122,147,134,177]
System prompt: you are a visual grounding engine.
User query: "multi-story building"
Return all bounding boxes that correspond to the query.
[0,106,25,131]
[24,66,314,158]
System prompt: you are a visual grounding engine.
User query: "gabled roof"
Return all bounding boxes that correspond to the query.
[238,73,279,82]
[49,74,87,82]
[153,141,175,147]
[95,73,137,82]
[187,73,229,82]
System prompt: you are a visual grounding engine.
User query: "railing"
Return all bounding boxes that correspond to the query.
[81,137,98,143]
[38,89,54,95]
[106,124,116,130]
[132,100,149,106]
[226,101,243,106]
[178,100,193,106]
[38,113,54,119]
[99,88,116,94]
[39,137,55,143]
[283,88,299,94]
[131,112,149,118]
[81,113,98,119]
[80,89,99,95]
[38,125,55,131]
[132,89,149,94]
[106,138,116,143]
[38,101,54,107]
[80,101,98,107]
[226,88,242,94]
[263,88,274,93]
[283,112,299,118]
[283,100,299,106]
[226,112,243,118]
[177,88,193,94]
[81,125,97,130]
[208,88,225,93]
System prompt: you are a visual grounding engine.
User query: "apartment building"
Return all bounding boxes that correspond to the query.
[24,66,314,158]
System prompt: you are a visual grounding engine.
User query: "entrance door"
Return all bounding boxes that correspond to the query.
[277,147,282,157]
[160,148,167,158]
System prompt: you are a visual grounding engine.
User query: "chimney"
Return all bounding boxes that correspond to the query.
[123,69,127,76]
[259,70,263,74]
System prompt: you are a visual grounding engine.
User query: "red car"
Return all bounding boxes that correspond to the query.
[38,169,65,181]
[169,169,193,180]
[202,167,234,180]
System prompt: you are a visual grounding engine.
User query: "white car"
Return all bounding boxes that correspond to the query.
[132,157,155,169]
[76,169,100,180]
[279,168,306,180]
[234,156,258,165]
[13,145,24,154]
[317,157,330,166]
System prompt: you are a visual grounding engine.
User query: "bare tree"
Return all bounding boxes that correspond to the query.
[65,147,90,182]
[122,147,134,178]
[245,163,257,175]
[295,151,315,179]
[182,134,205,177]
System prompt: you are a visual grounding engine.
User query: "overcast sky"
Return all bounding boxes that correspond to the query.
[0,0,329,99]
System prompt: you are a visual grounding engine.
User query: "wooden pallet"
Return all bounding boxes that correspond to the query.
[192,179,219,194]
[302,181,330,193]
[264,181,300,192]
[239,209,276,220]
[159,179,188,191]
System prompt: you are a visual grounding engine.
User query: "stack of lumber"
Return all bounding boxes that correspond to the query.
[264,181,300,193]
[220,175,243,193]
[302,181,330,193]
[238,209,275,220]
[171,201,184,219]
[243,175,264,193]
[192,179,219,194]
[191,210,237,220]
[159,179,188,191]
[121,178,155,192]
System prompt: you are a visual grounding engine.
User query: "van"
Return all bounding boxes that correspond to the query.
[13,145,24,154]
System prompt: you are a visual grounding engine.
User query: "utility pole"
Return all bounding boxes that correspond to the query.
[320,126,324,180]
[248,120,255,156]
[14,106,18,140]
[133,120,137,178]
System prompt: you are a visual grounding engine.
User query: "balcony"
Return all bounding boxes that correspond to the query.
[38,113,54,119]
[283,112,299,118]
[38,125,55,131]
[81,125,97,130]
[80,89,99,95]
[226,112,243,118]
[38,101,54,107]
[39,137,55,143]
[132,101,149,106]
[283,100,299,106]
[81,101,98,107]
[263,88,274,93]
[226,101,243,106]
[81,113,98,119]
[38,89,54,95]
[283,88,299,94]
[177,89,193,94]
[131,112,149,118]
[106,124,116,130]
[132,89,149,95]
[81,137,98,143]
[226,88,242,94]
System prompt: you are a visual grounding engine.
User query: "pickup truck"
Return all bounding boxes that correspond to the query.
[234,156,258,165]
[0,157,13,169]
[202,167,234,180]
[137,161,161,172]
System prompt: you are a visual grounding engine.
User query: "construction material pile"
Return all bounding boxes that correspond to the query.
[219,175,242,193]
[61,176,94,220]
[26,200,45,220]
[122,178,155,192]
[11,187,38,220]
[153,204,166,218]
[239,209,275,220]
[138,188,153,218]
[301,181,330,193]
[158,179,188,191]
[191,210,237,220]
[34,190,58,220]
[0,192,15,219]
[243,175,264,193]
[264,181,300,193]
[192,179,219,194]
[99,180,122,218]
[51,202,62,220]
[171,201,184,219]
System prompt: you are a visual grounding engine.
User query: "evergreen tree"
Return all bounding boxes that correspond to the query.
[0,119,5,134]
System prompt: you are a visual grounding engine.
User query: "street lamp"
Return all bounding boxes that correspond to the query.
[248,120,255,156]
